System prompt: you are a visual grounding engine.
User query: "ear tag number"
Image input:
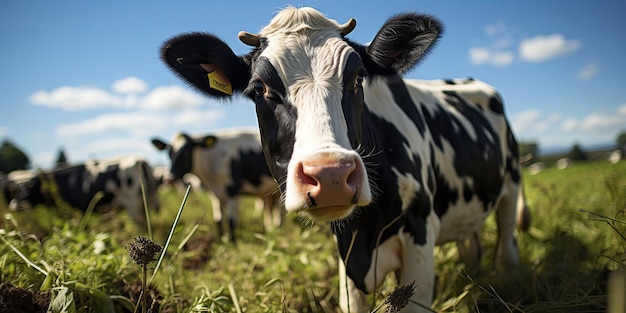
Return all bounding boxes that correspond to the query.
[208,71,232,95]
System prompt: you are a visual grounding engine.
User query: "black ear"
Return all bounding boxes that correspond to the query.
[366,14,443,74]
[151,138,168,151]
[160,32,251,99]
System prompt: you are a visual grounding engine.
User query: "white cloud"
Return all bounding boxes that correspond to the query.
[519,34,581,62]
[577,63,598,80]
[561,118,578,132]
[30,86,125,111]
[484,20,507,37]
[0,126,7,137]
[112,76,149,94]
[55,108,226,139]
[580,113,625,132]
[619,104,626,115]
[469,47,514,67]
[511,109,541,133]
[173,109,226,127]
[56,111,168,137]
[30,81,205,111]
[138,85,205,110]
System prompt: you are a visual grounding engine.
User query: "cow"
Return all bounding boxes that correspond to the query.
[7,156,160,224]
[160,7,529,312]
[151,129,281,242]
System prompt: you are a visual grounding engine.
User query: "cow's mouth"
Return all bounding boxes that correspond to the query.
[304,204,356,222]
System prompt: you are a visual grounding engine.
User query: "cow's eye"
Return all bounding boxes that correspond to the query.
[356,74,364,88]
[253,81,265,98]
[352,74,365,94]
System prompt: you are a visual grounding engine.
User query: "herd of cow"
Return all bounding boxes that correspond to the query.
[2,7,545,312]
[1,129,282,239]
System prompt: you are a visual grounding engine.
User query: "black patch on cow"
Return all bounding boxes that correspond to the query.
[13,164,123,212]
[463,182,473,202]
[334,107,432,292]
[341,53,367,147]
[388,78,427,136]
[226,149,273,197]
[246,58,295,189]
[168,136,194,180]
[246,57,286,97]
[422,91,504,214]
[488,94,504,114]
[506,127,521,184]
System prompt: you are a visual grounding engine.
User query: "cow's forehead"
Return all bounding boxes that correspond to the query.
[256,7,356,88]
[170,132,190,152]
[258,7,345,39]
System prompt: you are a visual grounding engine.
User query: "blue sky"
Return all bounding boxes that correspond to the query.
[1,1,625,169]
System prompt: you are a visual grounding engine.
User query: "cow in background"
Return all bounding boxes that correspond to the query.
[6,155,159,224]
[160,7,530,311]
[151,129,281,242]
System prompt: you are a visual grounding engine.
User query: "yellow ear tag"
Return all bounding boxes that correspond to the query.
[204,137,216,147]
[208,71,232,95]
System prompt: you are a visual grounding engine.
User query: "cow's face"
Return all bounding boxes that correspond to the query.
[8,175,44,210]
[151,133,217,181]
[161,7,441,222]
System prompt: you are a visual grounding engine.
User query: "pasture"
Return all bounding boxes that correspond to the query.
[1,160,624,312]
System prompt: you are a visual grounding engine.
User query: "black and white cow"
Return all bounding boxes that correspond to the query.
[151,129,281,242]
[160,7,529,312]
[7,156,160,224]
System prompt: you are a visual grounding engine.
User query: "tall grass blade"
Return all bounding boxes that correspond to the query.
[2,237,48,276]
[228,282,243,313]
[78,191,104,233]
[138,165,153,240]
[149,184,191,284]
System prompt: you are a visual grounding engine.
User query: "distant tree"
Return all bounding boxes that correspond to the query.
[518,141,539,161]
[0,140,31,172]
[53,148,69,169]
[568,143,587,161]
[616,131,626,151]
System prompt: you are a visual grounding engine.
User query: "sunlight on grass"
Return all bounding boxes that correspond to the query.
[0,160,624,312]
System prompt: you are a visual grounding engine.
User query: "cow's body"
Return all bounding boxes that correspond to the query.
[161,7,529,312]
[152,129,281,242]
[7,156,159,224]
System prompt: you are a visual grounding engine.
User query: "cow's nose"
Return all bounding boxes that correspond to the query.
[297,156,362,208]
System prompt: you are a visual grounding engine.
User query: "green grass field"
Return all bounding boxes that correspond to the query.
[1,160,624,312]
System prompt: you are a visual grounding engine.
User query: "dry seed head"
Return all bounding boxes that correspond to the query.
[127,236,162,265]
[385,281,416,313]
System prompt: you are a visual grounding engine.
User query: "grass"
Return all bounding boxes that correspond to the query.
[0,160,624,312]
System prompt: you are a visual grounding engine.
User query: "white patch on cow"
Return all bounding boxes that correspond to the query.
[392,168,422,210]
[358,211,440,312]
[186,129,270,200]
[436,185,488,244]
[84,155,159,223]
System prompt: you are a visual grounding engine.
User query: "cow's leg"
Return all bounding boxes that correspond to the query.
[338,257,369,313]
[457,230,483,268]
[209,193,225,238]
[494,182,520,270]
[228,198,238,243]
[263,193,283,228]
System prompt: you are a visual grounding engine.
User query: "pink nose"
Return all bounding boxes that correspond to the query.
[296,155,363,208]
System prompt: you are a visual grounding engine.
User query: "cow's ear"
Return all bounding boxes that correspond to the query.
[200,135,218,148]
[151,138,168,151]
[366,14,442,74]
[161,32,251,99]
